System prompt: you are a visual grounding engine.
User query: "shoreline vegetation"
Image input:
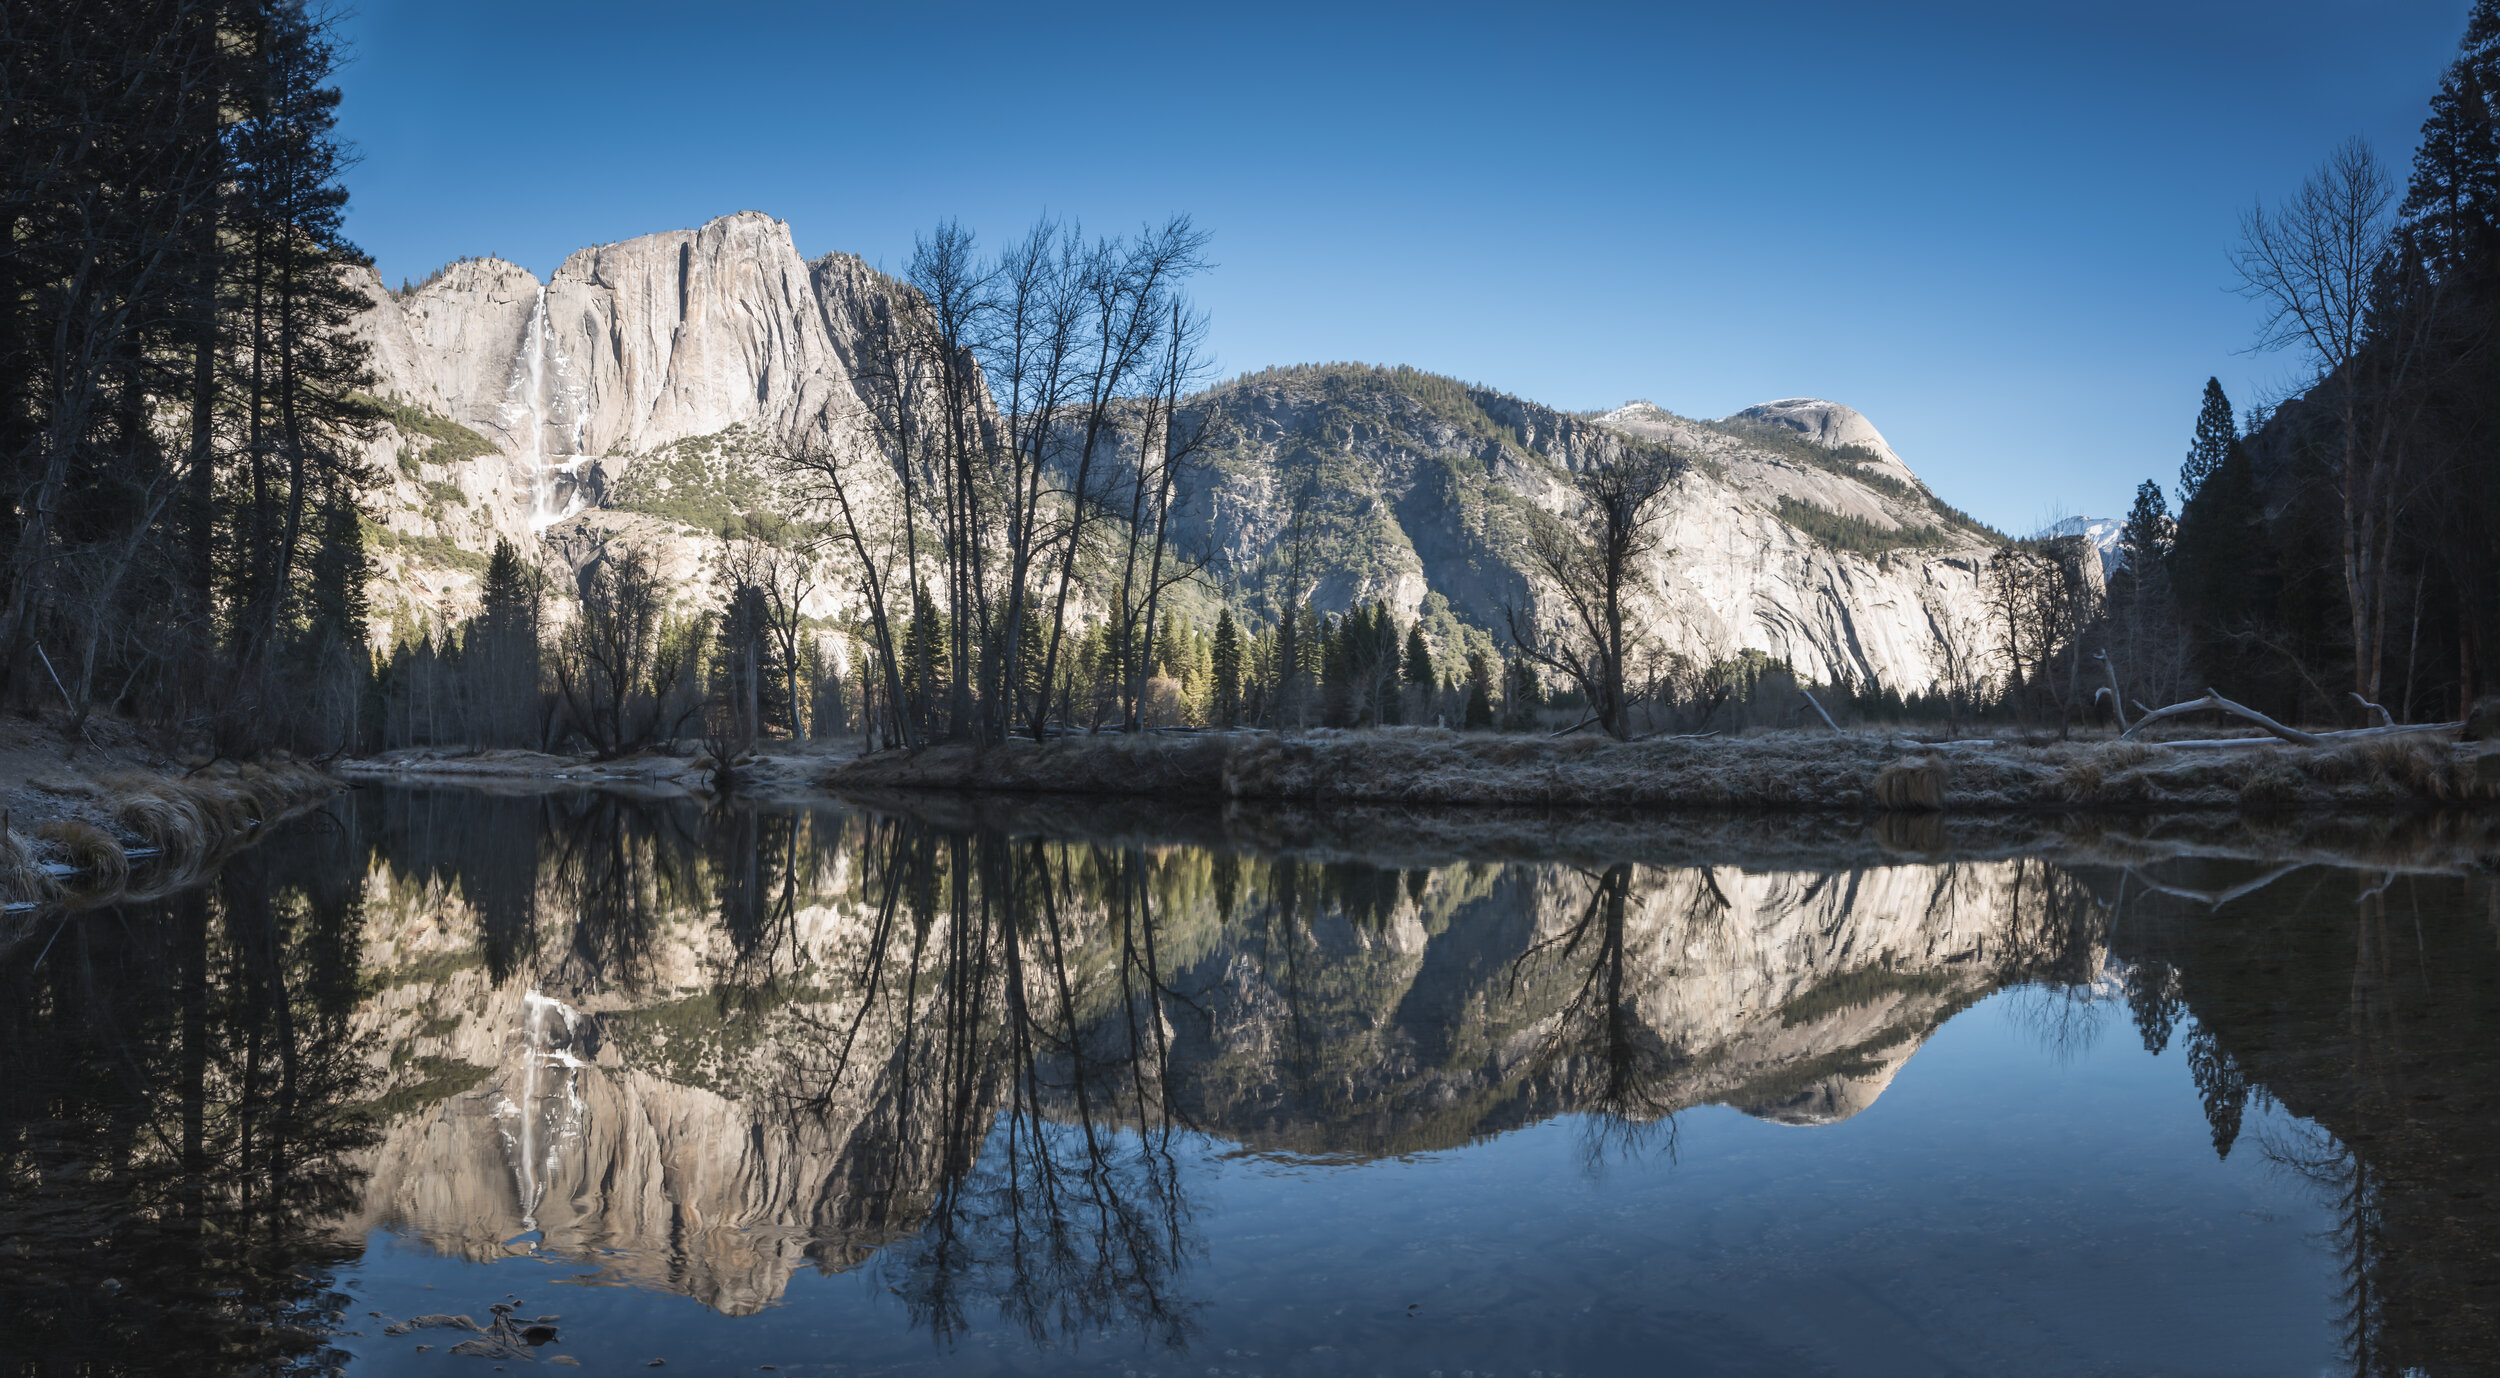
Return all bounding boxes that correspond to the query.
[820,722,2500,813]
[1,757,341,913]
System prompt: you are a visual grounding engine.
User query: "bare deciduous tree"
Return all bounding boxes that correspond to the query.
[2233,138,2417,701]
[1504,436,1685,739]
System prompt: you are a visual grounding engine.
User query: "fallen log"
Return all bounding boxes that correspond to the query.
[1799,690,1841,733]
[2349,692,2396,729]
[2123,690,2322,745]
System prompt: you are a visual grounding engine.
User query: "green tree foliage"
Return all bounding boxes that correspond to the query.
[712,583,785,753]
[2172,438,2267,680]
[1323,601,1405,727]
[1404,624,1433,687]
[2118,481,2173,590]
[0,0,381,752]
[463,539,543,748]
[1774,498,1945,555]
[2160,3,2500,723]
[903,585,948,740]
[1211,608,1243,728]
[2178,378,2236,504]
[1463,651,1495,730]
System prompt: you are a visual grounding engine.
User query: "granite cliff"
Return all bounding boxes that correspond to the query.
[349,211,2024,692]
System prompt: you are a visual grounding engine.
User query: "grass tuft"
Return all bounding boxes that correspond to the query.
[1872,756,1947,811]
[37,820,127,888]
[0,827,61,904]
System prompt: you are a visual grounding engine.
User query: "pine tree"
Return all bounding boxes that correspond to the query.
[1211,608,1242,728]
[2173,438,2265,673]
[1404,625,1433,687]
[903,584,947,737]
[2118,480,2173,593]
[2400,0,2500,279]
[2178,378,2235,504]
[1462,651,1495,730]
[467,538,543,748]
[714,584,780,752]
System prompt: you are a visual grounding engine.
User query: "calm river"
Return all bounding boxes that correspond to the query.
[3,786,2494,1377]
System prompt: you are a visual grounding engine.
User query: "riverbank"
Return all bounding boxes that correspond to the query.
[0,709,343,909]
[335,741,856,798]
[821,725,2500,812]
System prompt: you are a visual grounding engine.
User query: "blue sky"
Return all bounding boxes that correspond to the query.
[333,1,2471,532]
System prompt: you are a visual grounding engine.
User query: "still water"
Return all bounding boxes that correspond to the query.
[3,787,2495,1377]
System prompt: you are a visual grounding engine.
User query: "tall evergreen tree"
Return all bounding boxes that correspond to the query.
[1463,651,1495,730]
[2172,438,2265,678]
[2118,480,2173,594]
[2400,0,2500,279]
[1404,625,1433,687]
[2177,378,2236,505]
[1210,607,1242,728]
[466,539,543,748]
[0,0,377,752]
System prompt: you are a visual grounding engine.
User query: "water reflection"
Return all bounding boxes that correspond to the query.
[0,821,376,1376]
[1,791,2496,1374]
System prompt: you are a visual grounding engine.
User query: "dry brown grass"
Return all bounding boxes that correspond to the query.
[826,727,2499,813]
[0,826,60,904]
[1873,756,1947,811]
[37,819,127,888]
[107,772,214,862]
[104,763,332,866]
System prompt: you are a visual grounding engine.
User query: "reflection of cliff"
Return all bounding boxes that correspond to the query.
[338,794,2114,1318]
[1148,857,2095,1155]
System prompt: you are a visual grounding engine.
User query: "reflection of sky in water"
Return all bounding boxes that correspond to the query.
[339,991,2336,1376]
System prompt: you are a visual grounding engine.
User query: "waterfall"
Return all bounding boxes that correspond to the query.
[490,989,591,1233]
[507,287,592,531]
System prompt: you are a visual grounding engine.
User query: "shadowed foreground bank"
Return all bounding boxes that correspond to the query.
[824,726,2500,811]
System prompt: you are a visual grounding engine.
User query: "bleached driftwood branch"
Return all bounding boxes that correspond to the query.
[2123,690,2323,745]
[1799,690,1840,733]
[2092,651,2127,731]
[2348,692,2395,728]
[2122,689,2463,747]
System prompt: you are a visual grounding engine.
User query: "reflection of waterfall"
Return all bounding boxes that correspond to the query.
[506,289,591,530]
[490,990,589,1232]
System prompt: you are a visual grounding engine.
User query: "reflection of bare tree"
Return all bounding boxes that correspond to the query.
[1995,859,2118,1061]
[1508,864,1685,1167]
[537,791,707,994]
[785,819,1203,1353]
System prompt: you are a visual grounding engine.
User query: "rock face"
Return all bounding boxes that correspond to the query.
[350,213,2012,691]
[1723,397,1918,482]
[1169,367,2007,690]
[348,212,894,635]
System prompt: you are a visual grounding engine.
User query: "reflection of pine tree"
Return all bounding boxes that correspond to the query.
[2126,959,2186,1055]
[2186,1023,2253,1158]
